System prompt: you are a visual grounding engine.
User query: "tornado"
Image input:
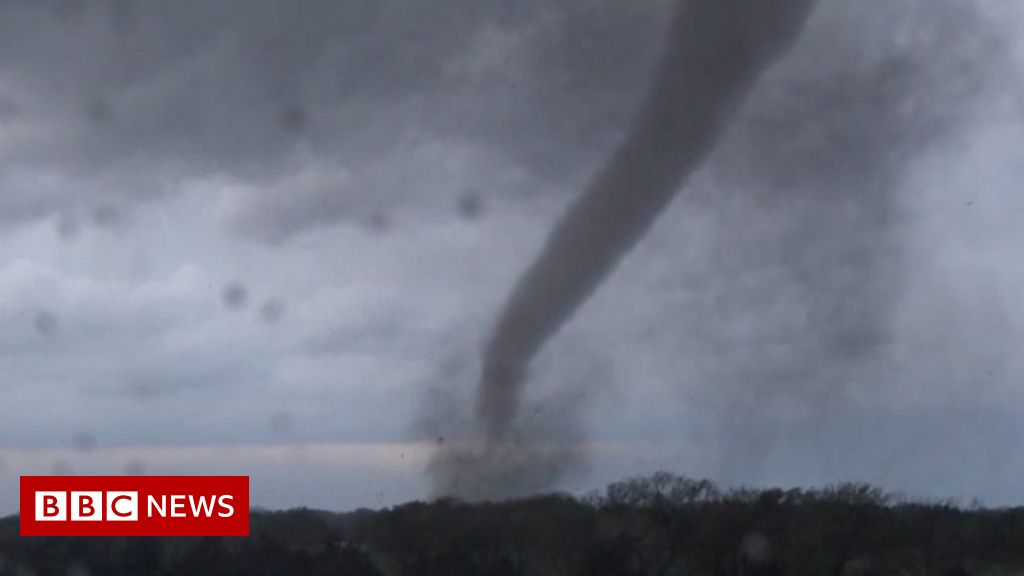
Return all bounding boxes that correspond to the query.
[477,0,820,441]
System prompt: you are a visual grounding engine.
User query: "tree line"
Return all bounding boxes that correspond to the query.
[2,472,1022,575]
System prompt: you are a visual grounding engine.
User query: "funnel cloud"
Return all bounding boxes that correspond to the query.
[430,0,820,496]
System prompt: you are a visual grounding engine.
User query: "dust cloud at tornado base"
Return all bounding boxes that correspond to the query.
[420,0,1008,501]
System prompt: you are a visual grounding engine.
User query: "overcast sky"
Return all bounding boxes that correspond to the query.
[1,0,1023,513]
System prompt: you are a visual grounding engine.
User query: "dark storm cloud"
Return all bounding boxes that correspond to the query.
[0,0,495,232]
[0,0,1004,245]
[0,0,700,240]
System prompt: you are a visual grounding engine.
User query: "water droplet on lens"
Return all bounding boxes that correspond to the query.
[123,460,146,476]
[260,299,285,324]
[52,461,73,476]
[456,192,484,221]
[222,282,249,310]
[270,410,294,434]
[93,204,121,228]
[35,311,58,336]
[281,104,308,135]
[71,432,96,452]
[56,215,81,241]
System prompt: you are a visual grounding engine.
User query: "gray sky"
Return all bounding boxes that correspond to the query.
[1,0,1023,513]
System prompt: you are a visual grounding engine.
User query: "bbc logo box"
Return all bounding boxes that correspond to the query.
[20,476,249,536]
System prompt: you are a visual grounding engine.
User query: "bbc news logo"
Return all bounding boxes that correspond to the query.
[20,476,249,536]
